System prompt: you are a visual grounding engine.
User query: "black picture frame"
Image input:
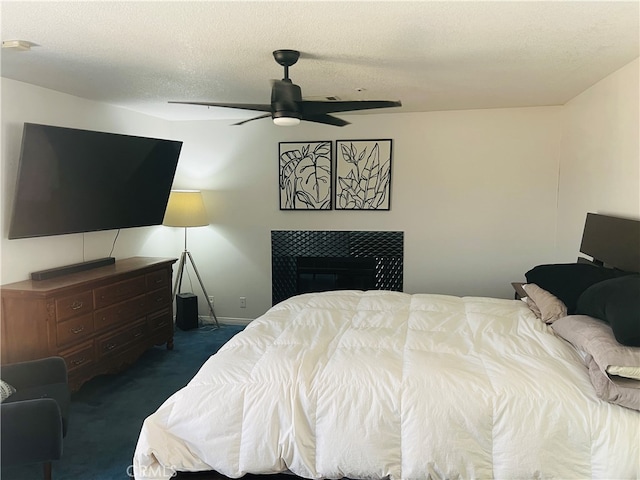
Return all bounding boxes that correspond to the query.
[335,139,393,210]
[279,141,333,210]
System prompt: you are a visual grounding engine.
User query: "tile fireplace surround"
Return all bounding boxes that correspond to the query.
[271,230,404,305]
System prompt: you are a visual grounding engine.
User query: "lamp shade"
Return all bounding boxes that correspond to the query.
[163,190,209,227]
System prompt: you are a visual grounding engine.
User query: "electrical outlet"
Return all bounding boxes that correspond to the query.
[240,296,247,308]
[208,295,214,306]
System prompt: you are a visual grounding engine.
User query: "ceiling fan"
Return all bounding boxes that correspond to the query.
[170,49,402,127]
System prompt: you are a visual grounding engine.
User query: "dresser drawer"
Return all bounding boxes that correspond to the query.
[94,295,147,331]
[56,290,94,322]
[60,340,95,373]
[96,320,147,359]
[148,308,172,333]
[147,288,171,310]
[146,269,170,291]
[94,275,146,309]
[57,313,94,348]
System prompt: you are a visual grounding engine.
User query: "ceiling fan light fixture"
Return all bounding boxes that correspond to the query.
[273,116,301,127]
[273,109,301,126]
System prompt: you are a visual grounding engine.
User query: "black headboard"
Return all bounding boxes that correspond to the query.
[579,213,640,272]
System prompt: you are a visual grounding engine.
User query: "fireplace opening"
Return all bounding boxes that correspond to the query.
[296,256,376,294]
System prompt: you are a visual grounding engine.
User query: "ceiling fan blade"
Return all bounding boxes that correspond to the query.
[301,100,402,116]
[301,113,350,127]
[231,114,272,126]
[169,101,271,113]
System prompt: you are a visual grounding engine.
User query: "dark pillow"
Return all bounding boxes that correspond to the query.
[525,263,630,314]
[576,274,640,347]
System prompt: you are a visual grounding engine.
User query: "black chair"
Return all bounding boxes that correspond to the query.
[1,356,70,480]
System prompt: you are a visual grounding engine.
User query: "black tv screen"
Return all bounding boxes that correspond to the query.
[8,123,182,239]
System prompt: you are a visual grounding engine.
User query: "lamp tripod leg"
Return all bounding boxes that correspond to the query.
[186,251,220,329]
[172,251,188,303]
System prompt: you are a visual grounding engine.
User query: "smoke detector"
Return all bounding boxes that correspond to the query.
[2,40,36,51]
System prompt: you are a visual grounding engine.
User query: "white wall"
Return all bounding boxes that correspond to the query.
[555,58,640,259]
[2,57,637,322]
[168,107,562,321]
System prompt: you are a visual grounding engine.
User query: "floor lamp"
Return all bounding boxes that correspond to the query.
[163,190,219,328]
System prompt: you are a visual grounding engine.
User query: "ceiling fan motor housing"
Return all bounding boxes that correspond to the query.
[271,80,302,120]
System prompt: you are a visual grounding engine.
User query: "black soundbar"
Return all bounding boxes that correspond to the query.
[31,257,116,281]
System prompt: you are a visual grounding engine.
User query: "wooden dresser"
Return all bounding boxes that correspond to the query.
[1,257,177,391]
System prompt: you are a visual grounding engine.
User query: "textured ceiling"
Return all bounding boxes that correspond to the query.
[1,1,638,122]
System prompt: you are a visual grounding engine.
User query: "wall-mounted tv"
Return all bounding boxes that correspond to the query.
[8,123,182,239]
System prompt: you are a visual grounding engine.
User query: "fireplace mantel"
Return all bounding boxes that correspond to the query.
[271,230,404,305]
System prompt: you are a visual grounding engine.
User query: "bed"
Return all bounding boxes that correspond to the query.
[133,213,640,480]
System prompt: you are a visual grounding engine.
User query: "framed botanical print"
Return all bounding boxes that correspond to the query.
[335,139,393,210]
[279,141,332,210]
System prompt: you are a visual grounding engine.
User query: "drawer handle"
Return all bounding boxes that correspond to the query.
[72,357,87,366]
[157,320,167,327]
[105,343,117,351]
[133,331,143,338]
[155,279,163,284]
[71,301,84,310]
[156,297,163,303]
[70,326,85,334]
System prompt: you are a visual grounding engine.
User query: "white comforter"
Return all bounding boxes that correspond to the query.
[134,291,640,479]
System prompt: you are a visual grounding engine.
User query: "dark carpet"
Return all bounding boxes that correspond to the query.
[1,325,245,480]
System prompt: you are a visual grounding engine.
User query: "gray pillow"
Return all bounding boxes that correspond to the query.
[585,354,640,411]
[552,315,640,372]
[552,315,640,411]
[522,283,567,324]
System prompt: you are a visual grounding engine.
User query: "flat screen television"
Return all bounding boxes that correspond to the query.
[8,123,183,239]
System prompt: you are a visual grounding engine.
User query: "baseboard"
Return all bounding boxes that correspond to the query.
[199,315,253,326]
